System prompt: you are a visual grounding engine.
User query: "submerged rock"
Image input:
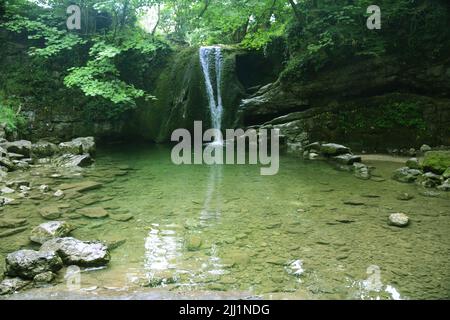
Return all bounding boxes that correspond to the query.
[39,206,62,220]
[30,221,72,244]
[40,237,110,267]
[397,193,414,201]
[388,213,410,227]
[5,250,63,279]
[0,277,31,295]
[0,218,27,228]
[392,167,422,183]
[0,226,27,238]
[186,235,203,251]
[1,140,32,157]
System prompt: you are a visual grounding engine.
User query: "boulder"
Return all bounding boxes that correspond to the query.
[5,249,63,279]
[31,141,59,158]
[40,237,110,267]
[39,206,62,220]
[320,143,351,156]
[54,154,93,167]
[397,193,414,201]
[0,157,15,171]
[0,226,27,238]
[388,213,410,227]
[422,151,450,174]
[30,221,72,244]
[392,167,422,183]
[1,140,32,157]
[406,158,420,170]
[333,154,362,165]
[353,163,371,180]
[33,271,55,285]
[79,207,109,219]
[437,179,450,191]
[58,137,95,155]
[418,172,443,188]
[0,277,31,295]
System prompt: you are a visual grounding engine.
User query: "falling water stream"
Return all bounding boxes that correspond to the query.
[199,46,224,143]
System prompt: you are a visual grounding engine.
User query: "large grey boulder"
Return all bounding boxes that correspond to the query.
[30,221,72,244]
[53,154,93,167]
[392,167,422,183]
[31,141,59,158]
[40,237,110,267]
[5,249,63,279]
[58,137,95,155]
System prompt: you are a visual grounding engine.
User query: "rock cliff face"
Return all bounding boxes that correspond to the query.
[238,55,450,152]
[126,47,246,142]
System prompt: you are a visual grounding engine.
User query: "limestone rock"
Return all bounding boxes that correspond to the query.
[30,221,72,244]
[54,154,93,168]
[422,151,450,174]
[31,141,58,158]
[58,137,95,155]
[0,277,31,295]
[40,237,110,267]
[388,213,410,227]
[5,249,63,279]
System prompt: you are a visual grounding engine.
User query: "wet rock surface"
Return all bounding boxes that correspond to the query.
[30,221,72,244]
[5,250,63,279]
[40,237,110,267]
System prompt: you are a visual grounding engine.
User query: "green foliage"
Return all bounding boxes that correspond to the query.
[0,101,25,131]
[64,39,155,112]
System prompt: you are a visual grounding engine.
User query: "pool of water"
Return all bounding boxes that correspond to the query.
[1,144,449,299]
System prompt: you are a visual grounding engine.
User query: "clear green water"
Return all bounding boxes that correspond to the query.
[1,144,449,299]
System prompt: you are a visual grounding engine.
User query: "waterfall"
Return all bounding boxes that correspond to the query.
[199,46,223,143]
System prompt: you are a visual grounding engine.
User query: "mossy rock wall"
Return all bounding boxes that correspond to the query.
[128,46,246,142]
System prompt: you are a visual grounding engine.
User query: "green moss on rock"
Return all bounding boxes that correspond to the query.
[422,151,450,174]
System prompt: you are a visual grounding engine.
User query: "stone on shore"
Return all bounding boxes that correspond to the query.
[5,249,63,279]
[40,237,110,267]
[388,213,410,227]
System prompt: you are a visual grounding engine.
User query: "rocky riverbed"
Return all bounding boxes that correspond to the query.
[0,137,449,299]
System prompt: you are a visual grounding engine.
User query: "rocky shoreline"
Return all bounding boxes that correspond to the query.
[0,132,119,295]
